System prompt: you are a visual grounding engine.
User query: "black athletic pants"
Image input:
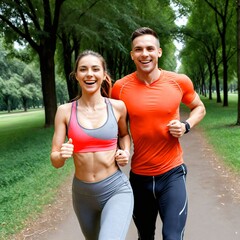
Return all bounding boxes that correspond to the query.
[129,164,188,240]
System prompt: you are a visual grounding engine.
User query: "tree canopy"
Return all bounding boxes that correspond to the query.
[0,0,239,125]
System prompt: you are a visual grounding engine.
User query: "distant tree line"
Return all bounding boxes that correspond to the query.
[0,40,68,112]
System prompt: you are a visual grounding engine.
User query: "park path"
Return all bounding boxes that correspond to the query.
[14,127,240,240]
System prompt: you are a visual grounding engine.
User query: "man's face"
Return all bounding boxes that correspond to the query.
[130,34,162,74]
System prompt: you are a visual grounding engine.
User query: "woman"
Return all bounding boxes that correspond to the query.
[50,50,133,240]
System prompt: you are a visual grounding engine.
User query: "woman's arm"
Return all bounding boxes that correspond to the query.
[113,100,131,167]
[50,105,74,168]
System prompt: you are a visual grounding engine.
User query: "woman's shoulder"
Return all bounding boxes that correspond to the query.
[109,98,125,106]
[57,102,73,113]
[108,98,126,111]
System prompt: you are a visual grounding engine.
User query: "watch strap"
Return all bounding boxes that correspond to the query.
[182,121,190,134]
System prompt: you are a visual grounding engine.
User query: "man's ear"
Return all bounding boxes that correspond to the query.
[158,48,162,58]
[130,51,134,60]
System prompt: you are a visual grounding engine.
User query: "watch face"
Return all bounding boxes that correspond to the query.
[182,121,190,134]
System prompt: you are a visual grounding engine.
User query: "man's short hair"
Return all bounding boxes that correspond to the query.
[131,27,159,42]
[131,27,160,47]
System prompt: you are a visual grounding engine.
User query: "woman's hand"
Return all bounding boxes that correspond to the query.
[60,138,74,159]
[115,149,130,167]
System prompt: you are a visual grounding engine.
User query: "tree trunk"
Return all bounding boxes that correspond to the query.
[39,44,57,127]
[221,22,228,107]
[208,66,213,100]
[237,0,240,124]
[23,97,27,111]
[61,34,78,101]
[213,56,221,103]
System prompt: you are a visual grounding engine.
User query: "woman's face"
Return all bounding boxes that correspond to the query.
[75,55,106,94]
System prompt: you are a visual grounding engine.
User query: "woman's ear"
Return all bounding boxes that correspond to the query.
[103,72,107,81]
[75,73,78,80]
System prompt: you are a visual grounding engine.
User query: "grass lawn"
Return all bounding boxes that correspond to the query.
[192,93,240,171]
[0,109,74,240]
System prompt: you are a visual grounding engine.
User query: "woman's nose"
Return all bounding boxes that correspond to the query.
[86,69,93,76]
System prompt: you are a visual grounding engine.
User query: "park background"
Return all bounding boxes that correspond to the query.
[0,0,240,239]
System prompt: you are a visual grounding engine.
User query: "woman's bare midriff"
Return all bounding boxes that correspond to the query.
[72,149,119,182]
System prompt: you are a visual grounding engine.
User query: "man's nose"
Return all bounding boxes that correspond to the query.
[142,48,148,56]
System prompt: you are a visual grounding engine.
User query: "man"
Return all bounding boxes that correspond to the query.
[111,27,206,240]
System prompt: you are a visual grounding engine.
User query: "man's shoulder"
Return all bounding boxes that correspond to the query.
[163,69,188,78]
[115,72,136,85]
[162,70,192,86]
[112,72,136,99]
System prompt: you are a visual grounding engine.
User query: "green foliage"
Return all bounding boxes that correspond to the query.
[0,110,74,239]
[1,0,186,112]
[56,0,179,84]
[1,0,239,124]
[0,40,43,111]
[179,0,237,97]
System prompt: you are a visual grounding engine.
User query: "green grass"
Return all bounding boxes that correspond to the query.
[195,93,240,171]
[0,110,74,240]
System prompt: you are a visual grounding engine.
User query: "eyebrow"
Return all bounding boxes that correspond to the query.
[133,45,155,49]
[79,64,101,68]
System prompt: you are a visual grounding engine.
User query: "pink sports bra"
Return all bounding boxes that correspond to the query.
[67,98,118,153]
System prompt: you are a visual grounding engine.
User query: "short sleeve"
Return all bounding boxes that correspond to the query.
[178,74,196,105]
[111,80,122,100]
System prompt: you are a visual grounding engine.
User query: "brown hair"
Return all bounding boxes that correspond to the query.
[131,27,160,47]
[70,50,112,100]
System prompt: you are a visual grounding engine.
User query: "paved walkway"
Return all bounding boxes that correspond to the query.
[15,127,240,240]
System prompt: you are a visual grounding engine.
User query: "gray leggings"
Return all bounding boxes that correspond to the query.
[72,170,134,240]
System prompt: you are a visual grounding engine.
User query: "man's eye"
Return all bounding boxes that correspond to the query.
[147,47,155,51]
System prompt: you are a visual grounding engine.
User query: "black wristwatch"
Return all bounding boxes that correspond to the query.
[182,121,190,134]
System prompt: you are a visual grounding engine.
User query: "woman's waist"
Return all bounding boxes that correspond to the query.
[73,151,119,183]
[72,169,131,196]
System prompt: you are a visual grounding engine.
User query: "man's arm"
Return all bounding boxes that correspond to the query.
[168,94,206,138]
[184,94,206,128]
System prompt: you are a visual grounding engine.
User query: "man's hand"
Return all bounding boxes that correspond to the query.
[167,120,185,138]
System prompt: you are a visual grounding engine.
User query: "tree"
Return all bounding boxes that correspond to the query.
[204,0,236,107]
[237,0,240,125]
[57,0,103,100]
[0,0,65,126]
[0,75,20,112]
[179,0,237,105]
[0,39,43,111]
[181,5,222,102]
[18,64,42,111]
[55,0,177,100]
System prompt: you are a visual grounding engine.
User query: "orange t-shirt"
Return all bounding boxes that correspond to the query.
[111,70,196,176]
